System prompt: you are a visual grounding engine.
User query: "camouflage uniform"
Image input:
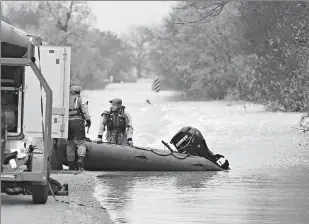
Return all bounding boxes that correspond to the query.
[97,98,133,146]
[67,86,91,170]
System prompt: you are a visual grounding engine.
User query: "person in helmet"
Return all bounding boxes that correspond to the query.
[67,85,91,171]
[96,98,133,146]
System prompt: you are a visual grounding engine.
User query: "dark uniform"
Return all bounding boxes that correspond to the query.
[67,86,91,170]
[97,98,133,146]
[1,107,7,172]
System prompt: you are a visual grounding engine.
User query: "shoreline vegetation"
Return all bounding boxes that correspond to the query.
[2,1,309,124]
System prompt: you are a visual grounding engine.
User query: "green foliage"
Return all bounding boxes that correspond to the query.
[1,1,136,89]
[3,0,309,115]
[125,25,155,79]
[148,0,309,112]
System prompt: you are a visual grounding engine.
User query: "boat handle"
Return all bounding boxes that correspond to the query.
[134,155,148,160]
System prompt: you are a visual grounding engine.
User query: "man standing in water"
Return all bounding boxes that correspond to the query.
[67,85,91,171]
[97,98,134,146]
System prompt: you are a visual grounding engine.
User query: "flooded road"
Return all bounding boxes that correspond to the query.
[83,85,309,224]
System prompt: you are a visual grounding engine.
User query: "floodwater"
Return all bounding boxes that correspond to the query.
[83,82,309,224]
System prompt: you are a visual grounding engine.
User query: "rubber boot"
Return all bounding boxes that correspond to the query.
[68,161,78,170]
[77,156,85,171]
[56,184,69,196]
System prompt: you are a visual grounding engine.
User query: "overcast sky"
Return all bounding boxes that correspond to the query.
[88,1,175,35]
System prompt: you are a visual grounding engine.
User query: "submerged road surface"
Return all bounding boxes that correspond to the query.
[83,85,309,224]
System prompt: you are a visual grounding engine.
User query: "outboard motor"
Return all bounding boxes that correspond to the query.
[170,126,230,170]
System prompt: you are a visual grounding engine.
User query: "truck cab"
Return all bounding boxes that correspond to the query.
[1,20,71,204]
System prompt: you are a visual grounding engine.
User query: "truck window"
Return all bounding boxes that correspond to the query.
[1,88,22,136]
[1,66,24,137]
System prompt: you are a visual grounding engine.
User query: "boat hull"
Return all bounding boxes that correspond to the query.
[84,142,223,171]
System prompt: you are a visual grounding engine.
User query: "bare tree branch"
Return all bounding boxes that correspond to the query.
[174,0,229,25]
[63,1,74,32]
[173,1,200,10]
[46,1,59,21]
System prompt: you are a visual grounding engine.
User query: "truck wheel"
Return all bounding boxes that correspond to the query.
[32,184,49,204]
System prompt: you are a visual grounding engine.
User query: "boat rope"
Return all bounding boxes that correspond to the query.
[133,146,191,160]
[98,142,193,160]
[132,132,216,161]
[132,135,201,160]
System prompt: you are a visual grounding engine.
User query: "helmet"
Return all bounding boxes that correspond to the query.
[70,85,81,94]
[109,98,122,106]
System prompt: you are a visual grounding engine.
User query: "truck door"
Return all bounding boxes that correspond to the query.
[24,46,71,139]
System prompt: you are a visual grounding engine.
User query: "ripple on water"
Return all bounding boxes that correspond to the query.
[87,90,309,224]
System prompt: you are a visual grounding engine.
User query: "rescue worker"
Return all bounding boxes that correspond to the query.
[96,98,133,146]
[67,85,91,171]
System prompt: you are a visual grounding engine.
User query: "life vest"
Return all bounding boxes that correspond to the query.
[106,111,126,133]
[69,95,82,118]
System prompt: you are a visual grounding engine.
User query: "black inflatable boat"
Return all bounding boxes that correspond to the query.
[52,126,230,172]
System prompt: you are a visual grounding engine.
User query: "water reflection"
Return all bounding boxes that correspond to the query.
[97,172,136,223]
[173,171,218,190]
[88,90,309,224]
[97,172,223,224]
[96,167,309,224]
[229,168,309,224]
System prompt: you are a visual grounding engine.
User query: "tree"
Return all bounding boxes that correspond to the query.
[149,0,309,110]
[126,25,154,79]
[1,1,39,29]
[1,1,136,89]
[148,0,242,98]
[234,1,309,110]
[35,1,94,45]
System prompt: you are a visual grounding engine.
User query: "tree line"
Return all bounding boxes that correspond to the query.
[1,1,154,89]
[150,1,309,112]
[2,1,309,113]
